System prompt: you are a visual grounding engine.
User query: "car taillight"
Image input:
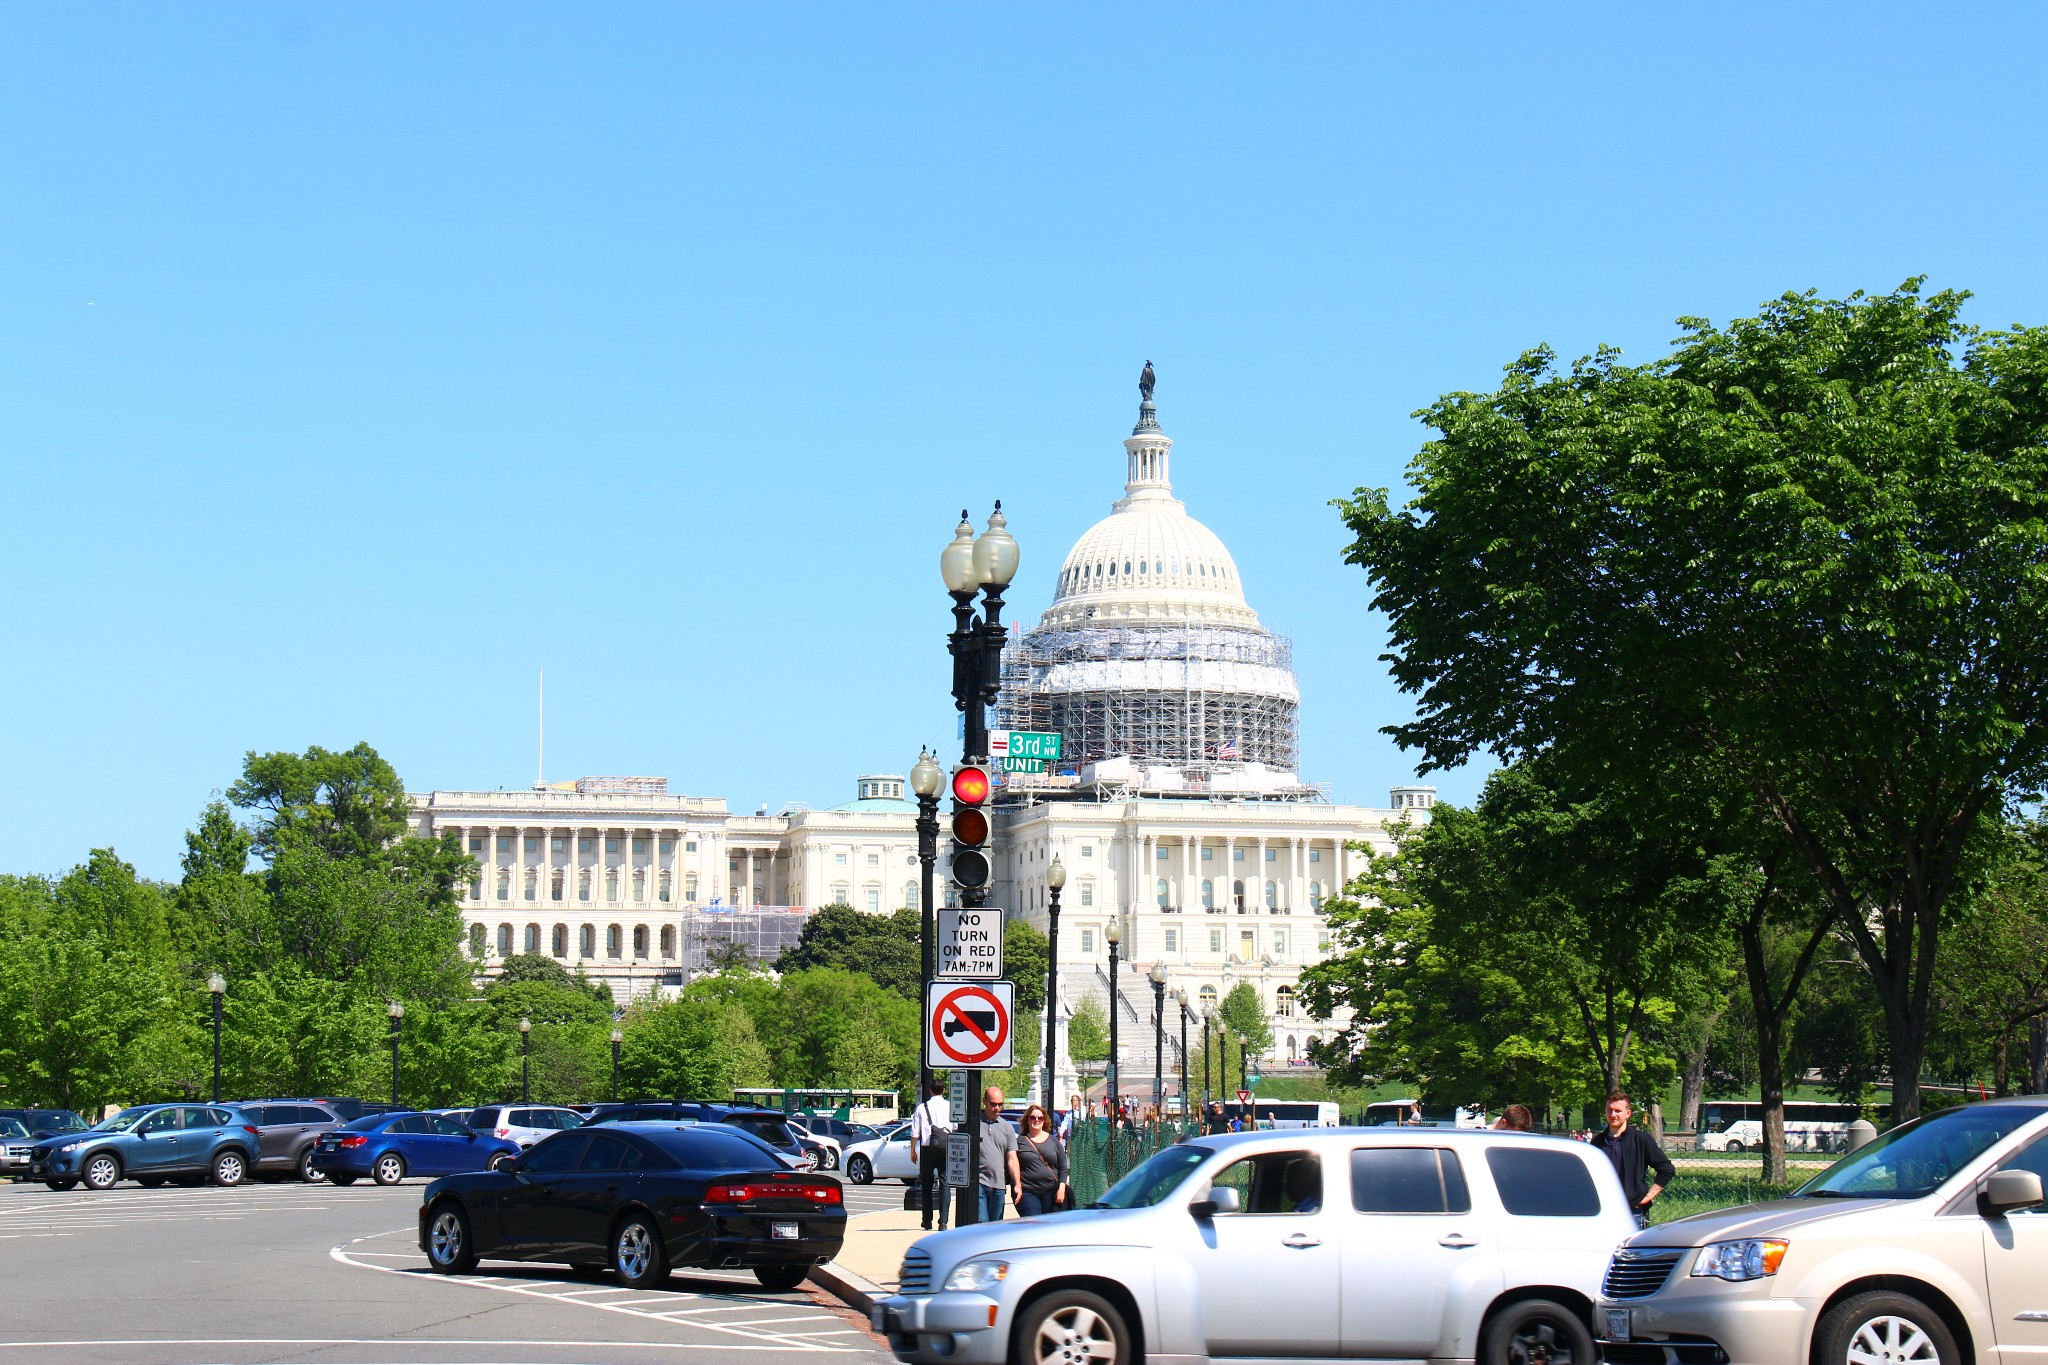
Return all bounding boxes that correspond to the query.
[496,1128,511,1138]
[337,1135,368,1148]
[705,1181,841,1204]
[242,1126,261,1137]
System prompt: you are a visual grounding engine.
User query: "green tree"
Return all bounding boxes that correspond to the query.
[1338,282,2048,1119]
[1218,982,1273,1061]
[772,905,920,998]
[1005,921,1049,1013]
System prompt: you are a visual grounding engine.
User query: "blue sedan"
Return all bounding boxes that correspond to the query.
[310,1111,519,1186]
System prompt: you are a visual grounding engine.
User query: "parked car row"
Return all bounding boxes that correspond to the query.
[872,1098,2048,1365]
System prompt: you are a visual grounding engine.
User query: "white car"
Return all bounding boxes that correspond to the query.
[844,1120,918,1185]
[465,1104,585,1149]
[876,1127,1638,1364]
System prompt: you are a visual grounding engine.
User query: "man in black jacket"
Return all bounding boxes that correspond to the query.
[1590,1090,1675,1229]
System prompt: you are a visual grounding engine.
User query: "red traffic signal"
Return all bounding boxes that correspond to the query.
[952,764,992,805]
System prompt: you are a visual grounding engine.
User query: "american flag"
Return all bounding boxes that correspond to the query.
[1216,739,1240,760]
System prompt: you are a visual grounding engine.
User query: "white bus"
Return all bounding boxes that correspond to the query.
[1695,1100,1864,1153]
[1362,1099,1490,1129]
[1224,1100,1339,1129]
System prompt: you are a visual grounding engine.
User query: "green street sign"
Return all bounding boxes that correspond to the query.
[994,730,1062,761]
[1000,756,1044,774]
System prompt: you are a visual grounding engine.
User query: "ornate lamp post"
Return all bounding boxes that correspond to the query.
[1237,1031,1251,1126]
[609,1029,622,1103]
[519,1016,532,1104]
[387,1001,404,1108]
[909,748,942,1229]
[1202,1003,1215,1111]
[1173,988,1190,1127]
[1104,919,1122,1127]
[1148,963,1167,1119]
[1043,854,1065,1111]
[206,973,226,1103]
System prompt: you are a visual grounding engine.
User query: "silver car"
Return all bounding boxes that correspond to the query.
[876,1127,1637,1365]
[1597,1097,2048,1365]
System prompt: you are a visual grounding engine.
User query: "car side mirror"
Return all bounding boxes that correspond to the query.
[463,1131,476,1141]
[1981,1169,2045,1217]
[1190,1186,1241,1218]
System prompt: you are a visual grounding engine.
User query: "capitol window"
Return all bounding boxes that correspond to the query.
[1265,880,1278,909]
[606,837,619,853]
[1156,878,1169,907]
[867,889,880,913]
[553,925,567,957]
[1080,845,1093,857]
[525,924,540,953]
[1201,878,1214,908]
[1080,929,1094,954]
[468,923,485,955]
[686,840,698,852]
[579,925,595,957]
[1210,929,1223,953]
[1201,846,1212,860]
[1309,849,1322,863]
[1165,928,1178,954]
[1276,984,1295,1016]
[633,838,646,855]
[1273,930,1288,957]
[1080,881,1094,906]
[633,926,648,958]
[607,925,622,958]
[867,852,880,866]
[1199,984,1218,1008]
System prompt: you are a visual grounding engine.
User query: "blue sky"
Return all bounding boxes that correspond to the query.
[7,4,2047,880]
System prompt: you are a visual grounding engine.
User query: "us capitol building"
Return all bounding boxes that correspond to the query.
[408,370,1431,1089]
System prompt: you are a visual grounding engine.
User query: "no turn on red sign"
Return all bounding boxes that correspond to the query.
[925,980,1016,1070]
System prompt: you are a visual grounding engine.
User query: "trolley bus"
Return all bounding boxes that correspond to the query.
[731,1087,900,1126]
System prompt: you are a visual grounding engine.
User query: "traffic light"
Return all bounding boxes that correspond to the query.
[950,763,993,890]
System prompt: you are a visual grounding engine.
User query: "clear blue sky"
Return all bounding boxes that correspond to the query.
[7,4,2047,880]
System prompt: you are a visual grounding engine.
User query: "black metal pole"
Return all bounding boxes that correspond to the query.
[1238,1033,1249,1126]
[1202,1013,1212,1111]
[610,1038,620,1103]
[915,788,939,1230]
[389,1016,401,1108]
[1043,880,1061,1113]
[1151,977,1165,1120]
[1178,1002,1189,1129]
[1106,937,1121,1127]
[210,991,223,1104]
[522,1030,531,1104]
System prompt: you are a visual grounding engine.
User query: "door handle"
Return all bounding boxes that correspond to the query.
[1281,1232,1322,1248]
[1439,1233,1478,1249]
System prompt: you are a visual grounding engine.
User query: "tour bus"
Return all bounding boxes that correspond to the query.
[731,1087,900,1126]
[1695,1099,1869,1153]
[1362,1099,1490,1129]
[1240,1100,1339,1129]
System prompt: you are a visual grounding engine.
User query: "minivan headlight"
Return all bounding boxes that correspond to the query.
[942,1258,1011,1292]
[1691,1239,1787,1281]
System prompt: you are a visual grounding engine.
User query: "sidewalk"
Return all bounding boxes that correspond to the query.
[810,1207,931,1313]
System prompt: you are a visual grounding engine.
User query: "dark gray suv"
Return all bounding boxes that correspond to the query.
[232,1102,344,1181]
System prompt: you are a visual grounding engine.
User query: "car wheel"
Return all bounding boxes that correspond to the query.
[426,1200,479,1274]
[847,1155,873,1184]
[1817,1291,1958,1365]
[82,1152,123,1191]
[611,1213,670,1291]
[754,1264,807,1292]
[137,1177,166,1188]
[297,1148,325,1183]
[1482,1298,1597,1365]
[212,1150,247,1186]
[328,1173,358,1185]
[44,1179,77,1191]
[1014,1289,1131,1365]
[372,1153,406,1186]
[1725,1140,1745,1154]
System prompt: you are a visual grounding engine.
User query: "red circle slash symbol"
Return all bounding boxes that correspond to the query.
[930,985,1010,1067]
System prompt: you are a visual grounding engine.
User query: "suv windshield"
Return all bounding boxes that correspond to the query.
[0,1118,27,1139]
[1094,1144,1212,1208]
[1797,1105,2043,1199]
[91,1107,153,1133]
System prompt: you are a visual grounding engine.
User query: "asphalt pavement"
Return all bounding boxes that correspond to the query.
[0,1175,894,1365]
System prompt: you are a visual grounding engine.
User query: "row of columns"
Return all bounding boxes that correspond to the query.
[442,823,724,908]
[1118,832,1338,912]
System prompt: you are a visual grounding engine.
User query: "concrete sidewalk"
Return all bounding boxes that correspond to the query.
[810,1207,932,1314]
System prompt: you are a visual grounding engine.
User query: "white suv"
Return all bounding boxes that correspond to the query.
[1598,1098,2048,1365]
[876,1128,1637,1365]
[465,1105,584,1149]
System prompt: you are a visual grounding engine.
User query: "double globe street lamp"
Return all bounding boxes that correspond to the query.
[1148,963,1167,1119]
[1104,918,1122,1128]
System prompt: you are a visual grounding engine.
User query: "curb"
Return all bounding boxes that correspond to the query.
[809,1260,886,1315]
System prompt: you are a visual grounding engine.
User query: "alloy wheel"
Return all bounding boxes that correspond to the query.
[214,1152,244,1185]
[430,1210,465,1265]
[1033,1303,1119,1364]
[375,1154,405,1185]
[84,1155,120,1190]
[1848,1316,1942,1365]
[1507,1317,1581,1365]
[617,1222,653,1281]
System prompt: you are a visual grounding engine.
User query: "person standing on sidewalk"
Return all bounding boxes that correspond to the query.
[1590,1090,1675,1229]
[1014,1104,1069,1215]
[977,1086,1022,1223]
[909,1078,952,1231]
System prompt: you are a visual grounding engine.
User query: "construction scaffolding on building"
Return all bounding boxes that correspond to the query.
[998,620,1301,774]
[679,902,816,979]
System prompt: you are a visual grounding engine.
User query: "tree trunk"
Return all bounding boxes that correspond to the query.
[2030,1018,2048,1096]
[1648,1099,1665,1144]
[1680,1049,1709,1134]
[1994,1034,2011,1097]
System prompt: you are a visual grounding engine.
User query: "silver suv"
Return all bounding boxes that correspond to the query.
[1597,1097,2048,1365]
[876,1128,1638,1365]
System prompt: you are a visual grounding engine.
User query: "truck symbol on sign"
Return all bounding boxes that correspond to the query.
[941,1008,999,1038]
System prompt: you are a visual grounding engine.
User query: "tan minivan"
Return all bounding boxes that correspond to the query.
[1598,1097,2048,1365]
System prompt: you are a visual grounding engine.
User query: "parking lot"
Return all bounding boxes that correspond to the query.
[0,1176,892,1365]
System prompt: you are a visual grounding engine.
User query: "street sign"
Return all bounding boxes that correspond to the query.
[926,980,1016,1069]
[948,1069,969,1126]
[944,1131,972,1188]
[1237,1089,1252,1105]
[999,756,1044,774]
[936,908,1004,980]
[994,730,1060,760]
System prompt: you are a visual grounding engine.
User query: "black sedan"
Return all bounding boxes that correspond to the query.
[416,1122,845,1291]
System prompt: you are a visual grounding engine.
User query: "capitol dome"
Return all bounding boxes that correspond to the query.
[999,371,1300,773]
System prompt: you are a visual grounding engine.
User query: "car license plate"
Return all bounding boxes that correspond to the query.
[1604,1309,1631,1341]
[772,1222,800,1240]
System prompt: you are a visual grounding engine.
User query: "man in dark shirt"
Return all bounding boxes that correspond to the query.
[1590,1091,1676,1229]
[1204,1101,1228,1136]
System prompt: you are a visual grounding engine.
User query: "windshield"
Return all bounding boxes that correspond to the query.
[1797,1105,2042,1199]
[91,1107,153,1133]
[1094,1144,1212,1209]
[0,1118,27,1139]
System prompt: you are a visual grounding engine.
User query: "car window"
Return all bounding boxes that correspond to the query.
[1486,1147,1602,1216]
[578,1133,642,1171]
[430,1116,472,1138]
[398,1115,437,1135]
[1207,1151,1319,1215]
[1351,1147,1470,1214]
[137,1109,182,1134]
[557,1110,585,1129]
[240,1106,273,1126]
[521,1132,590,1173]
[301,1106,336,1125]
[1997,1132,2048,1215]
[469,1107,499,1127]
[646,1127,786,1170]
[1799,1106,2043,1199]
[510,1110,539,1128]
[200,1108,233,1127]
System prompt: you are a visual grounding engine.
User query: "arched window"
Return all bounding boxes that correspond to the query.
[578,924,595,957]
[468,922,486,956]
[1276,985,1296,1017]
[1287,1034,1300,1059]
[1309,880,1323,910]
[1201,878,1214,909]
[1198,984,1218,1009]
[496,924,513,956]
[632,925,648,958]
[524,923,540,954]
[1265,880,1278,909]
[660,925,675,958]
[1232,879,1245,909]
[1156,877,1170,908]
[607,925,622,957]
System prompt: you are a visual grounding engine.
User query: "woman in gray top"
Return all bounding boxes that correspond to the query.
[1014,1104,1069,1216]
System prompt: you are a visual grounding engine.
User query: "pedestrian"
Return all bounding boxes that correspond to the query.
[1014,1103,1069,1215]
[976,1086,1022,1223]
[909,1078,952,1231]
[1590,1090,1675,1230]
[1204,1100,1227,1135]
[1492,1104,1534,1132]
[1056,1094,1082,1141]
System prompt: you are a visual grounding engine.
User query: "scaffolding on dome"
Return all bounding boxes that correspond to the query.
[998,620,1301,774]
